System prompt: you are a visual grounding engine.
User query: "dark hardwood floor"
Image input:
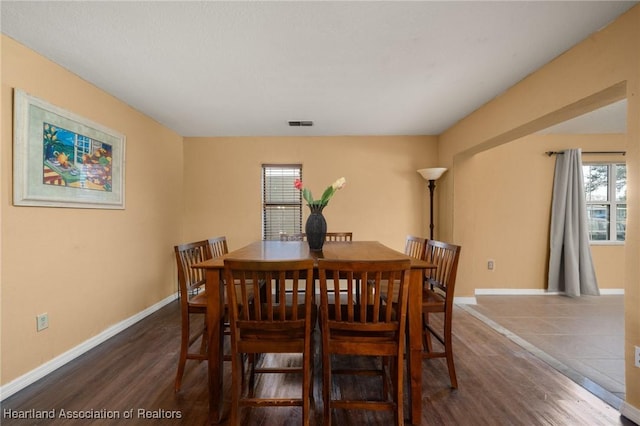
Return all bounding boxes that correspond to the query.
[1,300,633,425]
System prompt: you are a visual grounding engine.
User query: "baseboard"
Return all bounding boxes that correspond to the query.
[599,289,625,295]
[0,293,177,401]
[454,296,477,305]
[621,401,640,425]
[458,288,625,306]
[474,288,624,296]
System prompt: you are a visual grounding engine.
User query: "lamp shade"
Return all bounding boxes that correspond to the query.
[417,167,447,181]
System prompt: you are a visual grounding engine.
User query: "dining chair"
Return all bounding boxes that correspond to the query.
[280,233,306,241]
[277,232,353,300]
[366,235,426,300]
[318,258,412,426]
[404,235,427,260]
[173,240,212,392]
[279,232,353,242]
[208,235,229,258]
[325,232,352,242]
[422,239,462,388]
[224,258,316,426]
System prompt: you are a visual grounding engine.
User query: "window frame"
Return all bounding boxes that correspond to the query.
[261,164,303,241]
[583,162,626,245]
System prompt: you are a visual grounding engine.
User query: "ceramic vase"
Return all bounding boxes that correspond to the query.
[305,204,327,251]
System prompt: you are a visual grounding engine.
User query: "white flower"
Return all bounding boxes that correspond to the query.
[332,177,346,190]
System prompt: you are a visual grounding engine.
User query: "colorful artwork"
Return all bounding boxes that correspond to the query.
[42,123,113,191]
[13,89,125,209]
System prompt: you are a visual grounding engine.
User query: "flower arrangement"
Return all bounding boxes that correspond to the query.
[294,177,346,207]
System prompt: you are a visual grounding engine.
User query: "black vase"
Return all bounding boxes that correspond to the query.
[305,204,327,251]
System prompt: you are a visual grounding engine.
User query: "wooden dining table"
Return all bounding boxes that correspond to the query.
[193,240,434,425]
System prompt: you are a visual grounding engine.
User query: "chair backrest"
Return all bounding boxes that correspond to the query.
[223,259,315,342]
[404,235,427,260]
[424,240,461,303]
[208,236,229,258]
[317,259,412,350]
[325,232,353,242]
[280,233,306,241]
[174,240,210,298]
[279,232,353,242]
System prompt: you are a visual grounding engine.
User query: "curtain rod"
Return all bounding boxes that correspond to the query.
[545,150,626,157]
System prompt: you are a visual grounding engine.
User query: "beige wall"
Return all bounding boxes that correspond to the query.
[438,5,640,411]
[468,133,625,292]
[182,136,438,253]
[1,36,184,385]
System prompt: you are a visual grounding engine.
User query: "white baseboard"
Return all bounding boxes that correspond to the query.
[474,288,624,296]
[0,293,177,401]
[454,296,477,305]
[621,401,640,425]
[599,289,625,295]
[457,288,625,306]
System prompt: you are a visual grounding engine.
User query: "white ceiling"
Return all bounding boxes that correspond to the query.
[1,1,636,137]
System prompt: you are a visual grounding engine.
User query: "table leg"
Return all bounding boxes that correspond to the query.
[206,269,225,424]
[406,268,423,424]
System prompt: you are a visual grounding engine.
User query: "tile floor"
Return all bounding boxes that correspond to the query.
[462,294,625,408]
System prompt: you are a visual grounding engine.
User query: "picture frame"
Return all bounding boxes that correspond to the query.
[13,89,126,209]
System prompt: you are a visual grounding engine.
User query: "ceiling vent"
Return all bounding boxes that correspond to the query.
[288,121,313,127]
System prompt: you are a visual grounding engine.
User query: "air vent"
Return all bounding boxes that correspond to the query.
[288,121,313,127]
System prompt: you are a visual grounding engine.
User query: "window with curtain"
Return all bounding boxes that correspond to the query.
[262,164,302,240]
[583,163,626,242]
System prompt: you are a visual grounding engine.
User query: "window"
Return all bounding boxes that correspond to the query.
[583,163,626,242]
[262,164,302,240]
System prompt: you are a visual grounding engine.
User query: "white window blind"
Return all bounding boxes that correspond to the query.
[262,164,302,240]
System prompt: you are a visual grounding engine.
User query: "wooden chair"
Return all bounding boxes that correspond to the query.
[173,240,211,392]
[279,232,353,242]
[280,233,305,241]
[367,235,426,300]
[224,259,316,426]
[318,258,412,426]
[422,239,462,388]
[325,232,352,242]
[208,236,228,258]
[404,235,427,260]
[278,232,353,299]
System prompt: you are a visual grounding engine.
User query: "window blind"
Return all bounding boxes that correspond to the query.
[262,164,302,240]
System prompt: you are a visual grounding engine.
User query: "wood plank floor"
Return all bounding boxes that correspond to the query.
[1,300,634,425]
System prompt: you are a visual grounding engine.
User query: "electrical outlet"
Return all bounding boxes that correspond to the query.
[36,313,49,332]
[487,259,495,271]
[635,346,640,368]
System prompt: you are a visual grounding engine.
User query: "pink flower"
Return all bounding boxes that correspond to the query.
[294,179,303,190]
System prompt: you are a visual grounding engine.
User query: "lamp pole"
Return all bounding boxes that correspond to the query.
[428,179,436,240]
[417,167,447,241]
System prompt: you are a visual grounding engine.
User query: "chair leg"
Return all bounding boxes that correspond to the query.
[322,350,331,425]
[423,312,434,353]
[444,314,458,389]
[382,356,390,398]
[230,352,242,426]
[302,338,312,426]
[394,353,404,426]
[174,313,190,392]
[248,353,257,398]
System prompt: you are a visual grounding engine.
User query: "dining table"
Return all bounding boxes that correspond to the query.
[193,240,434,425]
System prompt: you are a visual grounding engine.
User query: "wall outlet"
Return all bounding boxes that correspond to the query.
[36,313,49,332]
[487,259,495,271]
[635,345,640,368]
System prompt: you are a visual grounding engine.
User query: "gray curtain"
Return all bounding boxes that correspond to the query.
[547,149,599,297]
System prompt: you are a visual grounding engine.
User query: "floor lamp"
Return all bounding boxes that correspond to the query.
[417,167,447,240]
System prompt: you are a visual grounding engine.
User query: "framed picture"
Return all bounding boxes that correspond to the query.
[13,89,125,209]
